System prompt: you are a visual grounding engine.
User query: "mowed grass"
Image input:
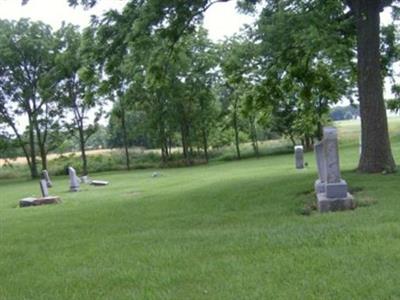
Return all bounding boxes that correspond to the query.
[1,119,400,299]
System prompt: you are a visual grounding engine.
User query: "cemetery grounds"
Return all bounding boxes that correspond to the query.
[1,118,400,299]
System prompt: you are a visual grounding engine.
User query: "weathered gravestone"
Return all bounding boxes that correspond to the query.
[316,127,354,212]
[39,179,49,197]
[19,180,61,208]
[42,170,52,188]
[294,145,304,169]
[19,196,61,207]
[68,167,80,192]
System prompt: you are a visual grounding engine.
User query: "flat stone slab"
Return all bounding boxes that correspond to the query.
[90,180,109,186]
[19,196,61,208]
[317,193,354,213]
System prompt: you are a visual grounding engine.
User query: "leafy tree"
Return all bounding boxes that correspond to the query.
[55,24,103,176]
[58,0,400,172]
[0,19,60,177]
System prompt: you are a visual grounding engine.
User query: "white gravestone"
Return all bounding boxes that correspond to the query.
[294,145,304,169]
[68,167,80,192]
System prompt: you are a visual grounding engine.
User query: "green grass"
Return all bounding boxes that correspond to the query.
[1,119,400,299]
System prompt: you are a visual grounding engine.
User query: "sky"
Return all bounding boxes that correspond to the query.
[0,0,254,41]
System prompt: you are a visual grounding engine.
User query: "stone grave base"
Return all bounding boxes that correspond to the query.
[314,179,325,193]
[19,196,61,208]
[317,193,354,213]
[90,180,109,186]
[326,179,348,198]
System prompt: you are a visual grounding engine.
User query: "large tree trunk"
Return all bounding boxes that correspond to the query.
[351,0,396,172]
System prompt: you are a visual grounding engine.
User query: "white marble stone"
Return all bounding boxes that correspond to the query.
[294,145,304,169]
[68,167,80,192]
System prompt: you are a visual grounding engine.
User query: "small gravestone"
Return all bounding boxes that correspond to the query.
[294,145,304,169]
[68,167,80,192]
[81,175,90,184]
[39,179,49,197]
[19,180,61,208]
[90,180,109,186]
[316,127,354,212]
[42,170,52,188]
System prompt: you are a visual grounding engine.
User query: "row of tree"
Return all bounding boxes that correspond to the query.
[2,0,400,178]
[0,20,102,177]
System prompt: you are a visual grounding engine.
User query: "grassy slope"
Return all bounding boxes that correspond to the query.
[1,120,400,299]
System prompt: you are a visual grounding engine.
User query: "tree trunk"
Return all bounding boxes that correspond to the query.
[233,111,241,160]
[121,109,131,170]
[202,128,209,162]
[249,117,259,157]
[78,126,88,176]
[351,0,396,172]
[180,124,188,160]
[28,115,38,178]
[289,135,296,147]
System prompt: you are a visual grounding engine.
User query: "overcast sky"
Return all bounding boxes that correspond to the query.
[0,0,254,41]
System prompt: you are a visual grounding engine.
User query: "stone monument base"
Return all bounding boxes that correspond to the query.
[326,179,348,198]
[317,193,354,213]
[314,179,325,193]
[19,196,61,208]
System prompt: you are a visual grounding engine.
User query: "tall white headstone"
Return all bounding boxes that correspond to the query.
[294,145,304,169]
[68,167,80,192]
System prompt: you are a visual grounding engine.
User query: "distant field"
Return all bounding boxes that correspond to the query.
[1,117,400,170]
[335,116,400,139]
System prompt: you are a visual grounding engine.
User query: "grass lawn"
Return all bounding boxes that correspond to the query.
[1,119,400,299]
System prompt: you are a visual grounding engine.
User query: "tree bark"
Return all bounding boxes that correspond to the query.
[233,109,241,160]
[202,128,209,162]
[121,108,131,170]
[27,115,38,178]
[78,125,88,176]
[249,116,259,157]
[351,0,396,172]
